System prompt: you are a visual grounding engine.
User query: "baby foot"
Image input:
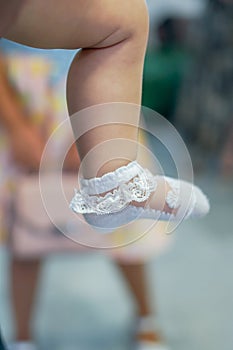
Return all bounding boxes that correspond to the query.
[70,161,210,232]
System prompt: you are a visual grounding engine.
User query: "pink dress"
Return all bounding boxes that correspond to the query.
[0,48,73,244]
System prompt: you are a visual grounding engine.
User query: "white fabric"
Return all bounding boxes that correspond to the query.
[70,161,210,233]
[70,164,157,215]
[80,161,143,195]
[138,342,170,350]
[70,161,184,216]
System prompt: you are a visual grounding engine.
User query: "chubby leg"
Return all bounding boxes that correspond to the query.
[5,1,209,229]
[5,0,149,176]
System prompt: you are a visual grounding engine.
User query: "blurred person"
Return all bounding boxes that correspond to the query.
[0,1,210,348]
[142,18,191,123]
[0,41,80,350]
[175,0,233,175]
[0,39,173,350]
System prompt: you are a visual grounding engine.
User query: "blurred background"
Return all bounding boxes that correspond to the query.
[0,0,233,349]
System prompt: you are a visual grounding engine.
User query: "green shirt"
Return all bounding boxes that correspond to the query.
[142,45,190,119]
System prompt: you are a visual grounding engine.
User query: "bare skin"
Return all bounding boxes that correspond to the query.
[0,1,162,345]
[11,260,161,343]
[3,0,149,178]
[0,56,80,342]
[2,1,185,217]
[0,54,160,344]
[0,0,27,37]
[11,259,40,341]
[118,262,162,343]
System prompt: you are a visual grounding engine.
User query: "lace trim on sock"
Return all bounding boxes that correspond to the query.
[164,176,181,209]
[70,162,196,218]
[70,165,157,215]
[80,161,144,195]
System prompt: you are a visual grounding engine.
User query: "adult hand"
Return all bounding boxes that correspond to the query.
[8,121,45,172]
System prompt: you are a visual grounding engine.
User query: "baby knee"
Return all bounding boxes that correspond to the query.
[117,0,149,40]
[90,0,149,48]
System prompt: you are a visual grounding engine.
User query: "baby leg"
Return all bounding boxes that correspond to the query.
[5,0,149,177]
[5,1,209,231]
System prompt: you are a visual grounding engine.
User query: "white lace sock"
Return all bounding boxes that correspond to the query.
[70,161,210,232]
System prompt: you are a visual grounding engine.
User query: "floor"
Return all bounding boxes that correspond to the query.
[0,172,233,350]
